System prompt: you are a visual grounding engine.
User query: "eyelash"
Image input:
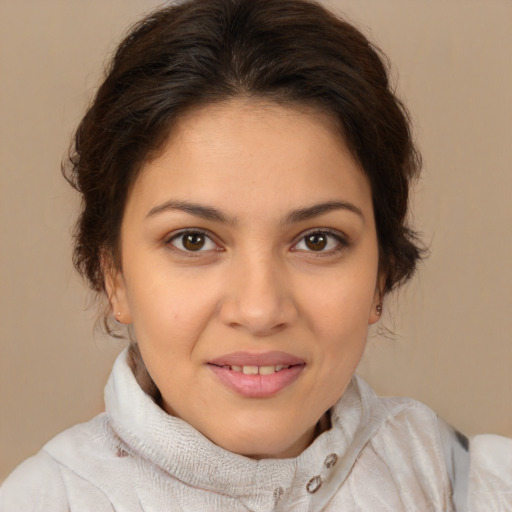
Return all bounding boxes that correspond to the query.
[291,228,349,256]
[164,228,349,256]
[165,229,221,256]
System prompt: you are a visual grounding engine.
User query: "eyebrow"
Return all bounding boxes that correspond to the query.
[146,200,235,224]
[145,199,363,224]
[283,201,364,224]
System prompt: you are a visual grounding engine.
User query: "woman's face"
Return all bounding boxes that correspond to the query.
[109,99,382,458]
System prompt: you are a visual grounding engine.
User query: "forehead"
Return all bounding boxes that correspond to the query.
[126,98,373,221]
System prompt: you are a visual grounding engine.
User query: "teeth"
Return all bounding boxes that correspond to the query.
[230,364,291,375]
[259,365,276,375]
[242,365,259,375]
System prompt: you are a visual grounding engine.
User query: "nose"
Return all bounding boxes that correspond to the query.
[218,252,298,337]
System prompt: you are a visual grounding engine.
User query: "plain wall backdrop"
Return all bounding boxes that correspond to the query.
[1,0,511,481]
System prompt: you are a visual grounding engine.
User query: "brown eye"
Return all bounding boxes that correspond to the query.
[305,233,328,251]
[293,230,346,254]
[169,231,216,252]
[182,232,205,251]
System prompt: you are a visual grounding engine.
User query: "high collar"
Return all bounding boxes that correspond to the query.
[105,348,396,511]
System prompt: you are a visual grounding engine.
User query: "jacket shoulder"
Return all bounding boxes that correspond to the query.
[469,434,512,510]
[0,451,68,511]
[0,414,120,511]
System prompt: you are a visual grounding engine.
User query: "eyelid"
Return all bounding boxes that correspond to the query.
[291,228,349,253]
[165,228,223,254]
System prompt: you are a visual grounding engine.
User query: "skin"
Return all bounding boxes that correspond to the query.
[107,98,383,459]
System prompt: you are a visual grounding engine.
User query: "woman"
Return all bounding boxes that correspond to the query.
[1,0,510,510]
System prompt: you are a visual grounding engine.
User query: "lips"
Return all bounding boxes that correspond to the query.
[219,363,292,375]
[207,351,305,398]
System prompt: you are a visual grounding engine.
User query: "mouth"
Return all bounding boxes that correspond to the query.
[210,363,295,375]
[207,351,305,398]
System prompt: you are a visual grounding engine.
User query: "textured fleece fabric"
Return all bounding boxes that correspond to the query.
[1,349,511,511]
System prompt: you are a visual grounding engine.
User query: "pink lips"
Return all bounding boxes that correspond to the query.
[207,351,305,398]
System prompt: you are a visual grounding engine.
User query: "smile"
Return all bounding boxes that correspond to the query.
[207,352,305,398]
[214,364,291,375]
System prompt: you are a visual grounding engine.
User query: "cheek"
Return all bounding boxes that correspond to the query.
[301,271,377,333]
[298,266,376,390]
[125,268,221,349]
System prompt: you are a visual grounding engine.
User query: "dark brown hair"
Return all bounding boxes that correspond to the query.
[65,0,423,315]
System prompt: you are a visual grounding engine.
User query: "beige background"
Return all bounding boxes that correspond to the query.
[1,0,511,481]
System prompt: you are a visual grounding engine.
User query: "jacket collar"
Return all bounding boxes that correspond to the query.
[105,348,396,510]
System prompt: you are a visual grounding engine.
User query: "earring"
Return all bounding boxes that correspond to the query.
[376,304,382,315]
[115,311,122,323]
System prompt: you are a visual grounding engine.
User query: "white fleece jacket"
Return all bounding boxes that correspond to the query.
[1,349,511,511]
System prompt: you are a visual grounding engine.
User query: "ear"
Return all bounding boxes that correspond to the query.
[368,273,385,325]
[102,254,133,325]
